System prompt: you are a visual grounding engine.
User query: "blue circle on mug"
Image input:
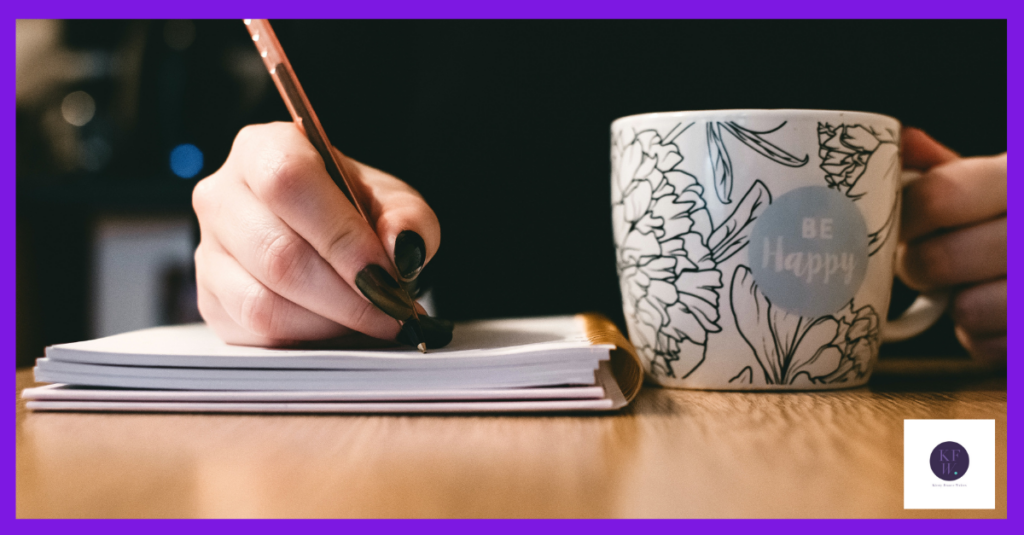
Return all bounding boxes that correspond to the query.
[748,186,868,317]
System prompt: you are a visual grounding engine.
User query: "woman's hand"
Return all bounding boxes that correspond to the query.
[192,122,441,346]
[898,127,1006,363]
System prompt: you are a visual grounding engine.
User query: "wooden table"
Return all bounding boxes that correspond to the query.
[15,361,1007,518]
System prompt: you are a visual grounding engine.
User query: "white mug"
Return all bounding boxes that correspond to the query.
[611,109,945,390]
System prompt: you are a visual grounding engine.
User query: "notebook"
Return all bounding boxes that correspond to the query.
[24,314,643,413]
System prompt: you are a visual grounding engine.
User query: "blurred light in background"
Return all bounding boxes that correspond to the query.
[170,143,203,178]
[163,20,196,51]
[60,90,95,126]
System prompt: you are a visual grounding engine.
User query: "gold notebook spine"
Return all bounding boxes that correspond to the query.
[576,313,643,403]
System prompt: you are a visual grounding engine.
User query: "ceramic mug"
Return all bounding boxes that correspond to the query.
[611,109,946,390]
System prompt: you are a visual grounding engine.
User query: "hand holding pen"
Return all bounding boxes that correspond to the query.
[191,20,452,350]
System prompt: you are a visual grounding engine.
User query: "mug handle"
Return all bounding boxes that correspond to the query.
[881,169,950,342]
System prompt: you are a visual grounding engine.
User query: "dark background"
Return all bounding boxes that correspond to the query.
[16,20,1007,368]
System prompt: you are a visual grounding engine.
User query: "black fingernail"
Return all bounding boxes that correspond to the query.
[420,315,454,349]
[394,231,426,282]
[396,318,427,350]
[397,316,453,350]
[355,264,415,321]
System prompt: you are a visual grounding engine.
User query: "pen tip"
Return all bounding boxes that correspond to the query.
[417,343,427,353]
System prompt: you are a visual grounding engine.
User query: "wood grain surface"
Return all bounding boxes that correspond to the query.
[15,363,1006,518]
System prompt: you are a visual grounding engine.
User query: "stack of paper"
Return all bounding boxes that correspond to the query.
[25,315,643,413]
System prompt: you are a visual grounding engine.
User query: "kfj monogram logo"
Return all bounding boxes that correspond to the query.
[930,441,970,481]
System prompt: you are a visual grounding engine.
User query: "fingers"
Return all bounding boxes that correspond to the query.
[338,153,441,283]
[194,121,447,347]
[197,282,283,347]
[951,279,1006,337]
[195,242,353,343]
[195,174,401,340]
[955,327,1006,365]
[901,153,1007,242]
[901,127,959,170]
[898,217,1006,291]
[234,123,395,283]
[898,129,1006,364]
[233,124,431,326]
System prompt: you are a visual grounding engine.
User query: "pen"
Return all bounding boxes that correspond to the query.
[243,19,427,353]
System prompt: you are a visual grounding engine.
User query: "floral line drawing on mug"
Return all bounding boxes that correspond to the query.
[706,120,809,204]
[612,123,772,379]
[729,266,880,386]
[817,123,900,256]
[612,110,938,390]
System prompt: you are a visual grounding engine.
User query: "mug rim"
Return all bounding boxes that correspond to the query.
[611,108,901,129]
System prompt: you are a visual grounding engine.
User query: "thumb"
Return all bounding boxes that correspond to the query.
[902,127,959,171]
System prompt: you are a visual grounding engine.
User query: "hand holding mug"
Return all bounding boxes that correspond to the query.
[898,127,1007,363]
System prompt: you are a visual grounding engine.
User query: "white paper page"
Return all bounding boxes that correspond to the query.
[22,383,608,402]
[33,365,600,391]
[37,357,601,381]
[34,356,603,391]
[24,362,629,412]
[24,398,617,413]
[46,317,613,370]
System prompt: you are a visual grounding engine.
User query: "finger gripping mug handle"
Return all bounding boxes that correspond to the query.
[881,169,950,343]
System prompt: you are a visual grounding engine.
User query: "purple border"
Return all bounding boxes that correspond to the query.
[3,1,1020,19]
[1006,3,1018,532]
[8,0,1017,529]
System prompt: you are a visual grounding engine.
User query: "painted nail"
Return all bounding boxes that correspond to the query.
[397,315,452,349]
[420,315,454,349]
[394,230,426,282]
[354,264,415,321]
[396,319,427,351]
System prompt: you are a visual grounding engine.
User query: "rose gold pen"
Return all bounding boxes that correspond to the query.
[243,19,427,352]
